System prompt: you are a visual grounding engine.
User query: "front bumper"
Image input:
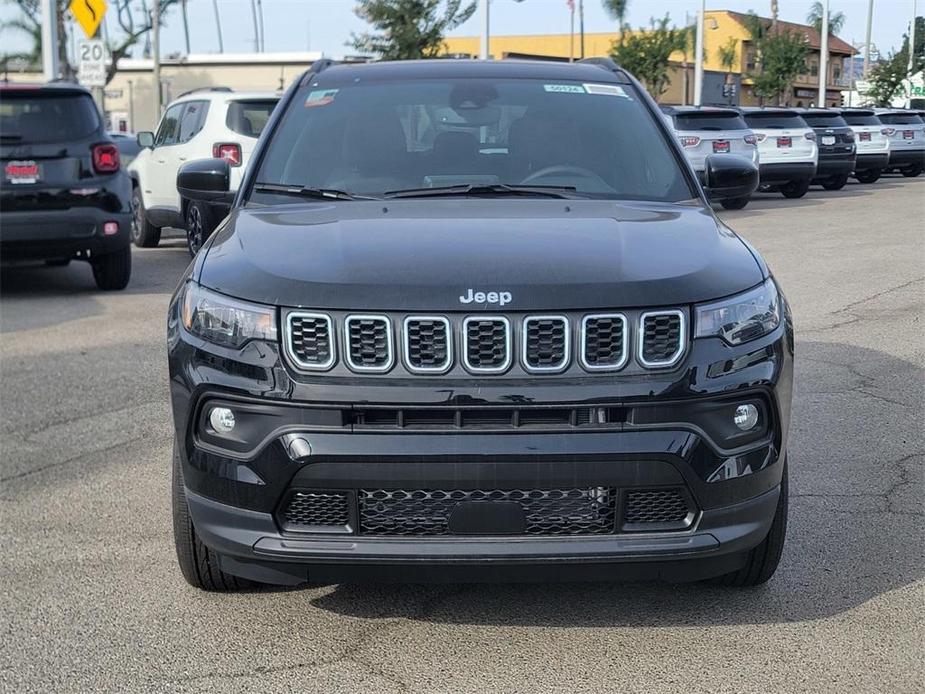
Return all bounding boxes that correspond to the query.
[168,299,794,584]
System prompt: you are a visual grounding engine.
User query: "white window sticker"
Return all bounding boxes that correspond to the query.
[543,84,587,94]
[583,83,630,98]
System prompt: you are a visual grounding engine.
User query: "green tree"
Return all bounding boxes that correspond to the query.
[601,0,630,43]
[806,1,846,36]
[351,0,476,60]
[743,13,808,105]
[865,17,924,105]
[717,37,738,73]
[610,16,690,97]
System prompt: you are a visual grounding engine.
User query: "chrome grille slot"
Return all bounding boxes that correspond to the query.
[286,312,335,370]
[403,316,451,373]
[462,316,511,373]
[639,310,685,368]
[581,313,628,370]
[522,316,569,372]
[344,315,393,372]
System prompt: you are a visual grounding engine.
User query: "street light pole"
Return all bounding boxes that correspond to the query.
[863,0,874,76]
[909,0,918,76]
[40,0,59,81]
[152,3,161,123]
[480,0,490,59]
[818,0,829,106]
[693,0,705,106]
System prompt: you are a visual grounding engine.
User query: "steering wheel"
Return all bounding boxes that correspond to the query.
[521,165,606,186]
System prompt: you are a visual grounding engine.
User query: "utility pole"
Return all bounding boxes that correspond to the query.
[909,0,918,76]
[579,0,585,59]
[250,0,260,53]
[863,0,874,76]
[181,0,191,55]
[818,0,829,106]
[257,0,266,52]
[40,0,59,81]
[212,0,224,53]
[152,3,161,124]
[480,0,490,59]
[693,0,705,106]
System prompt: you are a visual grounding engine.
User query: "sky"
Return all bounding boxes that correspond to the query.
[0,0,919,62]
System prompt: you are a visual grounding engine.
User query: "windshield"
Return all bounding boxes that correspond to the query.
[878,113,924,125]
[841,112,881,126]
[743,112,807,130]
[673,112,748,131]
[0,91,100,143]
[800,113,848,128]
[249,78,692,202]
[226,99,278,137]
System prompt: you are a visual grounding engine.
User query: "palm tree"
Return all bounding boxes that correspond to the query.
[602,0,630,44]
[717,38,738,104]
[807,1,846,36]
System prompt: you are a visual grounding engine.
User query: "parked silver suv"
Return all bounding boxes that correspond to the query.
[661,106,759,210]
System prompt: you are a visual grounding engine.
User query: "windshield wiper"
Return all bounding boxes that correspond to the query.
[383,183,579,199]
[253,182,377,200]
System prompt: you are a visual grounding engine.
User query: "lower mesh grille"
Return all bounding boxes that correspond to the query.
[623,488,691,529]
[282,491,351,532]
[359,488,618,536]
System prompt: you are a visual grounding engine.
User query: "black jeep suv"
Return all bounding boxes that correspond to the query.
[1,82,132,289]
[169,59,790,591]
[795,108,857,191]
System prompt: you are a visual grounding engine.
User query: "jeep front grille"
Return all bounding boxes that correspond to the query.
[403,316,452,373]
[286,313,335,370]
[462,316,511,373]
[282,309,687,375]
[344,315,393,372]
[639,310,685,367]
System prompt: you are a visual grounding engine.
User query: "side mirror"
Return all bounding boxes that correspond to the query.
[177,158,234,203]
[703,154,759,201]
[136,131,154,148]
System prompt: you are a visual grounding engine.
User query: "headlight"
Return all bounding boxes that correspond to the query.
[695,278,781,345]
[181,282,277,348]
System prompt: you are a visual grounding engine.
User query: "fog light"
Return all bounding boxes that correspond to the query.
[209,406,235,434]
[734,404,759,431]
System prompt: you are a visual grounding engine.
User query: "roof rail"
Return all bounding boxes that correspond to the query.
[299,58,337,86]
[177,86,233,98]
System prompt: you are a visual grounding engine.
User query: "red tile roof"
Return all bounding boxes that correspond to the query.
[723,11,857,55]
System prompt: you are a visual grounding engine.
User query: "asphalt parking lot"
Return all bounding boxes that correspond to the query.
[2,177,923,693]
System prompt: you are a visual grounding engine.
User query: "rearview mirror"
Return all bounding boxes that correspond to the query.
[703,154,759,201]
[177,158,234,203]
[136,131,154,148]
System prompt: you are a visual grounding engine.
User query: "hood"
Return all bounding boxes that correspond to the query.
[199,199,763,311]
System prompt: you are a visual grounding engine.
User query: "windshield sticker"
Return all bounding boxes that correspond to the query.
[543,84,587,94]
[305,89,338,107]
[583,83,630,98]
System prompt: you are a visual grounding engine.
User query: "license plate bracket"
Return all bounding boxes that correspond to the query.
[821,135,836,145]
[4,160,41,184]
[777,136,792,148]
[903,130,914,139]
[712,140,730,153]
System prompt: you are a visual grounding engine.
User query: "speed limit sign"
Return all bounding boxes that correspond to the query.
[77,39,107,87]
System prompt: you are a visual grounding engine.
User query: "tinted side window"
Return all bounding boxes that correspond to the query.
[744,113,807,129]
[674,113,749,131]
[177,101,209,143]
[0,91,100,143]
[226,100,278,137]
[155,103,184,146]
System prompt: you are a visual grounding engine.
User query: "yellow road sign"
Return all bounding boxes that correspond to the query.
[70,0,108,40]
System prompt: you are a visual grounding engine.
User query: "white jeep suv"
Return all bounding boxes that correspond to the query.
[128,88,279,254]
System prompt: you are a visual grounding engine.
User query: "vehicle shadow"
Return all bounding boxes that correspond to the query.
[307,340,923,627]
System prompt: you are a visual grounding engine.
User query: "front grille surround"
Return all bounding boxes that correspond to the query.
[462,315,512,374]
[579,313,629,371]
[344,314,394,373]
[521,315,570,373]
[637,309,686,368]
[285,312,336,371]
[402,315,452,373]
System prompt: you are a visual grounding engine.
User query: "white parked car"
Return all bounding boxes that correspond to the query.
[838,108,890,183]
[661,106,759,210]
[741,108,818,199]
[128,88,280,254]
[875,108,925,177]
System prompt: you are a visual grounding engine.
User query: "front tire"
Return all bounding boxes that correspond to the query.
[780,179,810,198]
[708,462,788,587]
[720,196,750,210]
[854,168,881,184]
[902,164,923,178]
[172,441,253,591]
[131,185,162,248]
[185,201,214,257]
[91,245,132,290]
[821,174,849,191]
